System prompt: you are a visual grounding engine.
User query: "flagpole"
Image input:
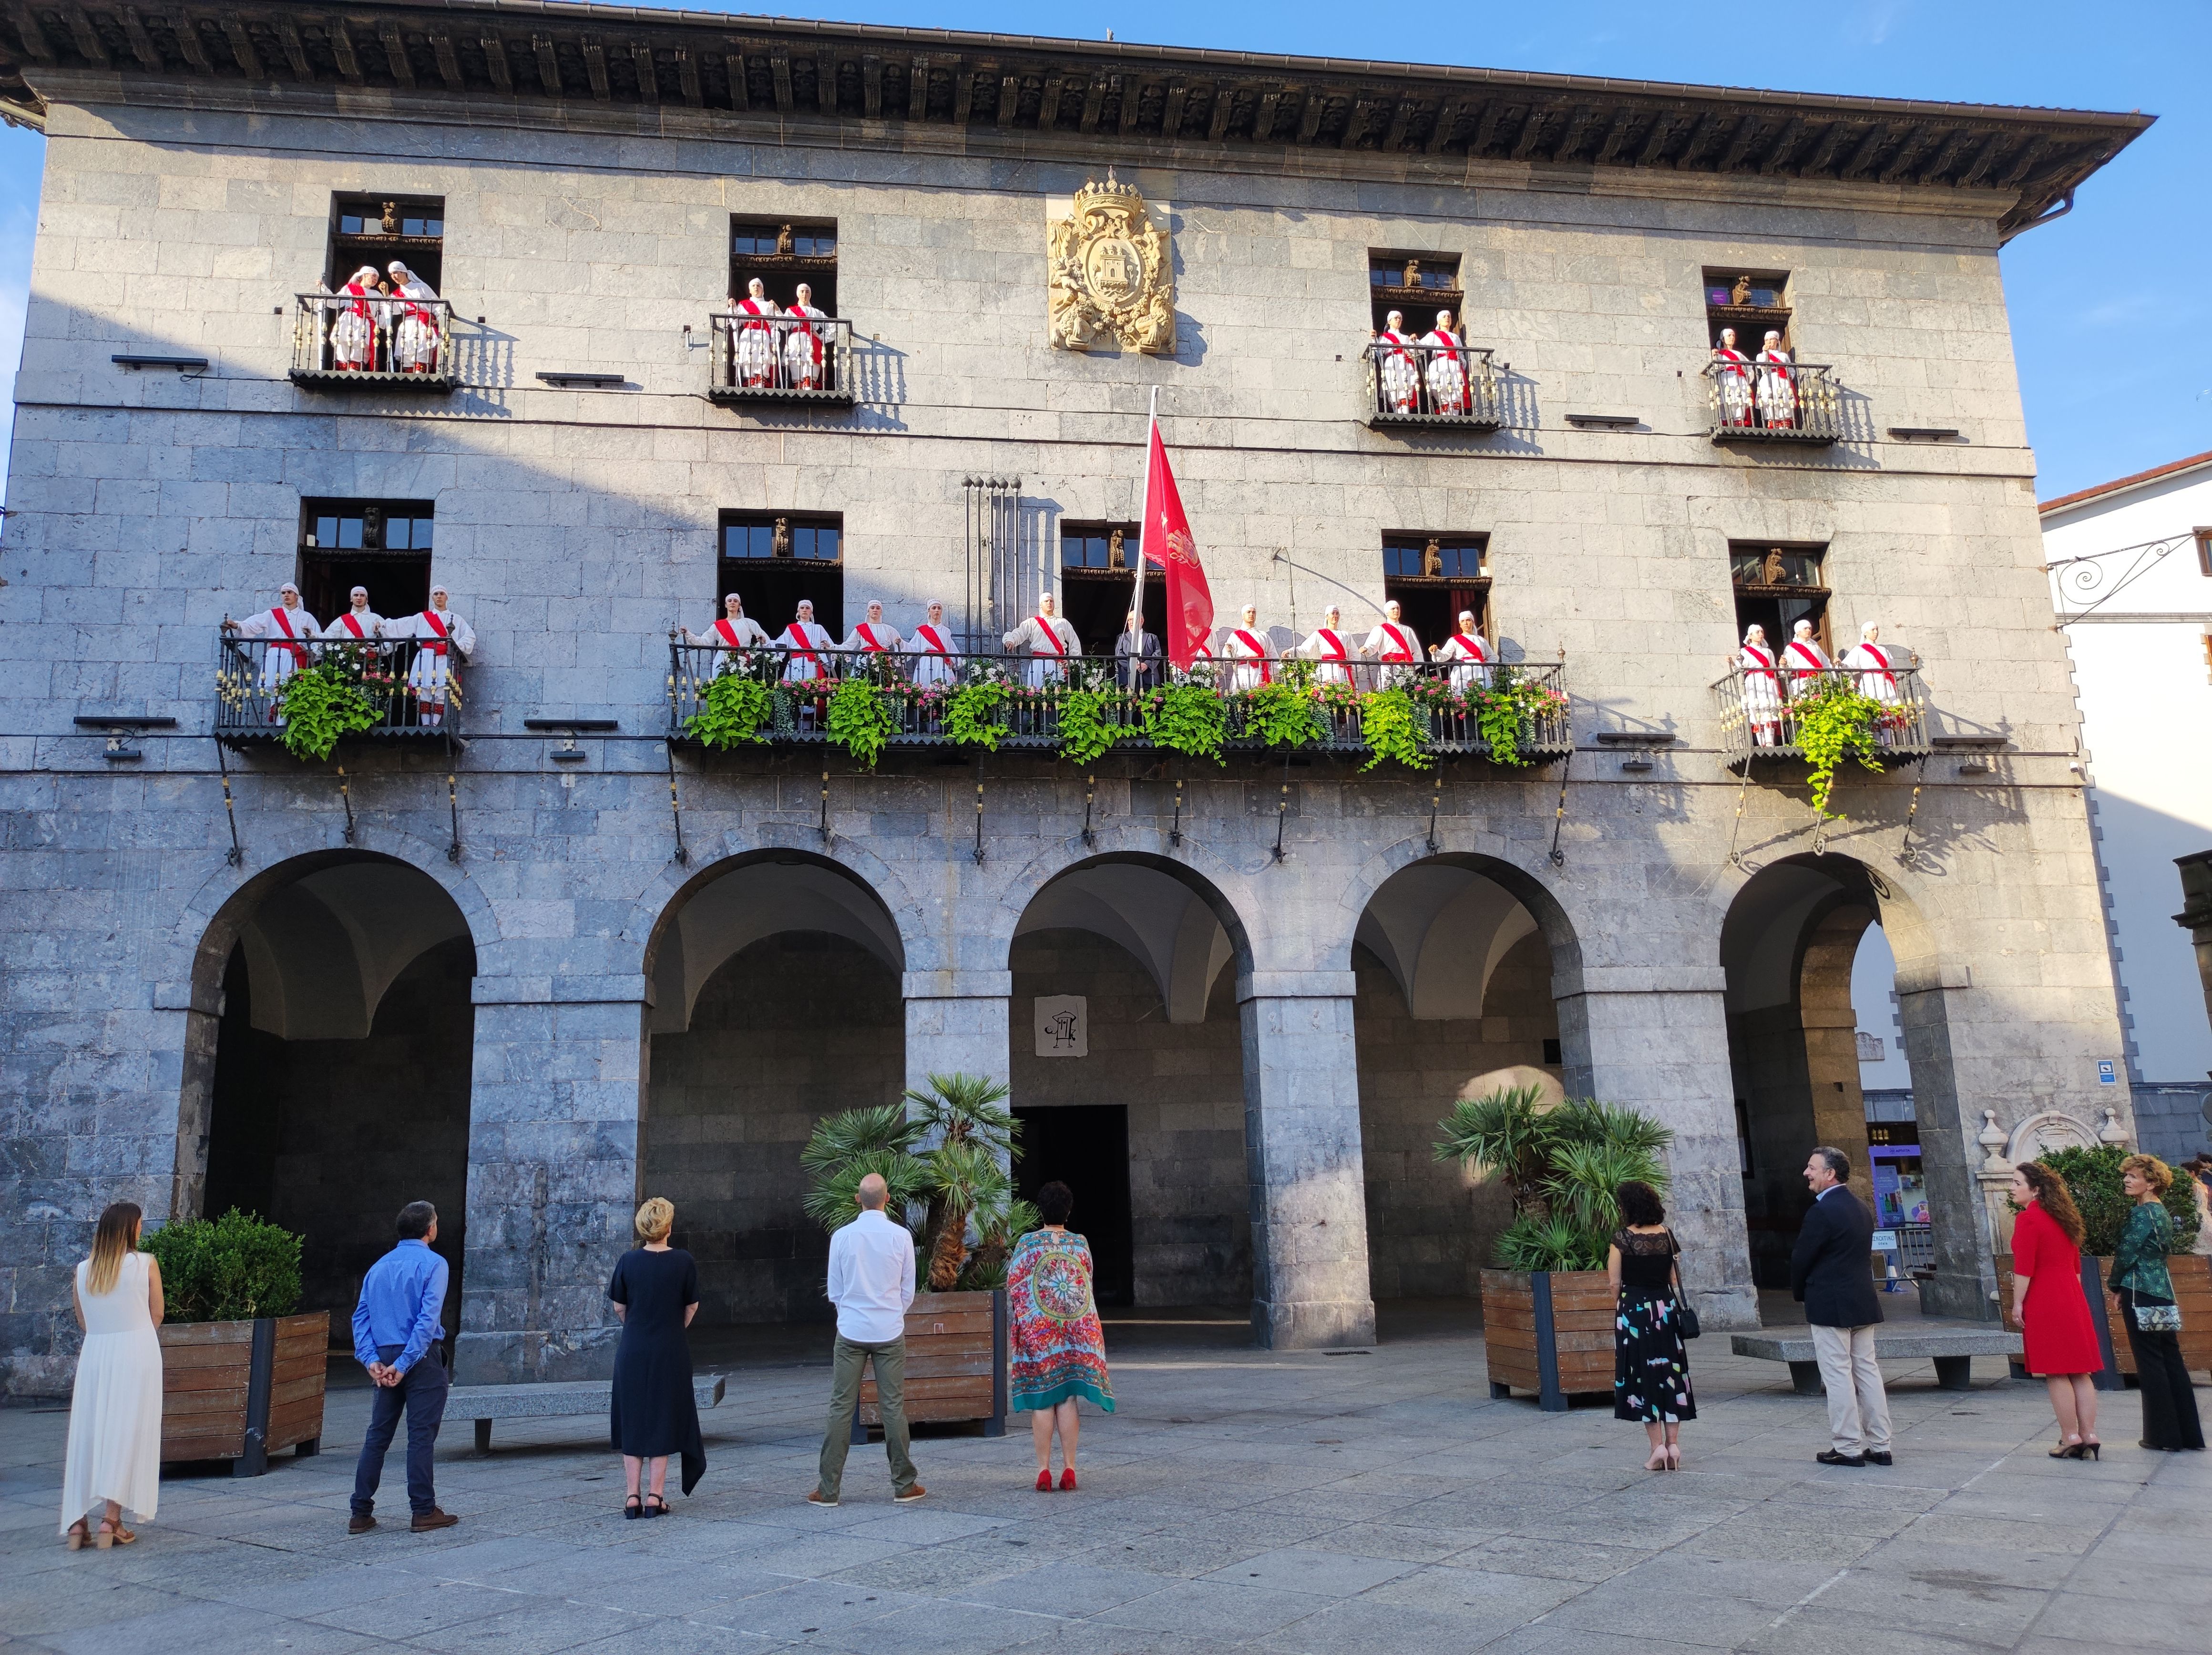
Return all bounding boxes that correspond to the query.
[1130,387,1157,686]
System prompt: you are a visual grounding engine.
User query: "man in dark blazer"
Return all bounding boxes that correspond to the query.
[1789,1146,1894,1466]
[1114,609,1163,691]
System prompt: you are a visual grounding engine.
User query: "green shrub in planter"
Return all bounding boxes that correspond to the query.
[142,1208,303,1323]
[2032,1144,2201,1256]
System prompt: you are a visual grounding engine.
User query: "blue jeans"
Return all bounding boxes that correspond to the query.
[351,1344,449,1516]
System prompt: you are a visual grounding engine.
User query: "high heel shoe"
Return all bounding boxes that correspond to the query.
[1058,1468,1078,1492]
[1643,1451,1667,1472]
[1035,1469,1054,1492]
[2048,1436,2082,1459]
[1665,1446,1682,1471]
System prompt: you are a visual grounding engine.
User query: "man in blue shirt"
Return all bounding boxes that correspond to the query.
[348,1201,458,1534]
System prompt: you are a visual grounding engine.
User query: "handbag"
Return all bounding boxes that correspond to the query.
[2130,1298,2183,1335]
[1678,1300,1702,1340]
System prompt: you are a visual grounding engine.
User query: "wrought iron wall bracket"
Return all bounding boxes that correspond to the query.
[335,765,357,844]
[1547,752,1570,867]
[664,743,689,864]
[214,739,244,867]
[1082,773,1097,848]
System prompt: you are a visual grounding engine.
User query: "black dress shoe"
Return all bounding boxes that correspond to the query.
[1816,1449,1867,1467]
[1865,1451,1893,1466]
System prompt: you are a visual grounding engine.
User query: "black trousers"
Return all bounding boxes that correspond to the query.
[352,1343,450,1514]
[2118,1290,2205,1451]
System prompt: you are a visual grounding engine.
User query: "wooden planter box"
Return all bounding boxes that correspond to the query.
[854,1288,1007,1438]
[1999,1252,2212,1380]
[1480,1268,1614,1411]
[160,1311,329,1475]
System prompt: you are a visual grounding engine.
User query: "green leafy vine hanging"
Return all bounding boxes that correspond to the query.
[1791,678,1885,819]
[276,662,380,762]
[1057,690,1120,766]
[1242,682,1327,750]
[1358,687,1432,773]
[686,673,775,750]
[943,682,1009,751]
[826,678,898,769]
[1143,684,1228,766]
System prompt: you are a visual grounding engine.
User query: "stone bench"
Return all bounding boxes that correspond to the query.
[1730,1327,2023,1394]
[451,1374,727,1452]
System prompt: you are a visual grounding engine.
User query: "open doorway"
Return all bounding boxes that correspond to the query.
[1013,1104,1135,1307]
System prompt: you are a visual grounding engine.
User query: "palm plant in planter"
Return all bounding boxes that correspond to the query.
[140,1209,330,1473]
[1434,1085,1673,1408]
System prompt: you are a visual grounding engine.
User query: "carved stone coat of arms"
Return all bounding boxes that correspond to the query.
[1048,172,1175,355]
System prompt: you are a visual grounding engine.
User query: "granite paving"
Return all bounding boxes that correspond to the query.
[3,1312,2205,1655]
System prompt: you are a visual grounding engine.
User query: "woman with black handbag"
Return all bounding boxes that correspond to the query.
[2110,1156,2204,1453]
[1608,1180,1698,1470]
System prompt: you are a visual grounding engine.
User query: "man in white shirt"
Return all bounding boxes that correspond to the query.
[811,1174,926,1507]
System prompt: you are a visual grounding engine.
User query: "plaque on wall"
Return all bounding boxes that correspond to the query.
[1047,172,1175,355]
[1034,995,1088,1058]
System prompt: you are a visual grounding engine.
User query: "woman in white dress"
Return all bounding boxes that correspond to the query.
[386,262,442,375]
[1374,310,1420,414]
[60,1202,165,1549]
[1738,623,1783,747]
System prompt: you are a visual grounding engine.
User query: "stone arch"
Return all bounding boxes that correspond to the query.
[178,848,480,1334]
[636,846,908,1328]
[984,833,1267,981]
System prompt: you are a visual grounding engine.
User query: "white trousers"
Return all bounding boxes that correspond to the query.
[1810,1323,1892,1454]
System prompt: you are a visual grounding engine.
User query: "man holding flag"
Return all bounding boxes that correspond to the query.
[1131,389,1214,673]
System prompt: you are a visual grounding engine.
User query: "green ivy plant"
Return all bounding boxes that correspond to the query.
[1242,682,1327,750]
[1057,689,1120,766]
[686,673,775,749]
[1357,687,1432,773]
[1790,677,1885,819]
[1144,684,1228,765]
[826,677,898,769]
[943,682,1010,750]
[276,662,379,762]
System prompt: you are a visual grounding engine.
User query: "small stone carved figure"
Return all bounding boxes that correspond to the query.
[772,517,792,559]
[1731,275,1752,306]
[1402,258,1421,289]
[1422,538,1444,578]
[1761,548,1787,586]
[1107,529,1126,571]
[776,223,795,255]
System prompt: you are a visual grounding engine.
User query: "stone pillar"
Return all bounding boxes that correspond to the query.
[1800,909,1875,1210]
[1556,967,1758,1330]
[903,970,1012,1096]
[1238,971,1376,1349]
[2177,850,2212,1036]
[1893,966,1991,1320]
[452,981,649,1384]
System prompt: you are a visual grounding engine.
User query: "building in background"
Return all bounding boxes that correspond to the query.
[2042,451,2212,1165]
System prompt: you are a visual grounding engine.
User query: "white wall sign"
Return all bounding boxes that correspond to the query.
[1034,995,1088,1058]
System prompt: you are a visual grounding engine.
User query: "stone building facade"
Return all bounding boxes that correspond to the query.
[0,2,2152,1391]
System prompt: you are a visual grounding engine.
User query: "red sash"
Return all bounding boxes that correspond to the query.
[1314,629,1346,663]
[737,298,776,333]
[1030,618,1067,657]
[269,606,309,668]
[338,612,368,639]
[1378,331,1415,366]
[1379,623,1414,663]
[1232,630,1273,684]
[1784,642,1827,674]
[1757,350,1794,385]
[914,625,949,654]
[1447,632,1487,662]
[344,280,374,321]
[1855,644,1895,688]
[857,624,893,652]
[713,617,747,649]
[1742,644,1777,683]
[1713,347,1749,380]
[790,309,824,366]
[782,625,826,675]
[419,609,451,656]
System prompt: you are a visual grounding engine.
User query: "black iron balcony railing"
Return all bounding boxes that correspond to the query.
[667,644,1570,762]
[215,633,465,745]
[1702,358,1840,444]
[289,292,457,389]
[1710,664,1930,767]
[708,312,856,405]
[1365,339,1502,430]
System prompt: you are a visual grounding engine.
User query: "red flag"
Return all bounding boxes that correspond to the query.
[1140,418,1213,670]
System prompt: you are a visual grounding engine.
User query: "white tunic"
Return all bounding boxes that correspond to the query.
[1220,627,1275,693]
[842,622,903,657]
[1361,620,1423,688]
[388,607,477,702]
[322,608,388,650]
[235,604,322,688]
[778,620,838,682]
[1438,630,1491,691]
[1422,327,1470,413]
[329,282,379,368]
[1740,644,1783,736]
[783,303,830,388]
[1711,346,1753,425]
[1782,637,1833,688]
[908,622,957,687]
[59,1253,163,1532]
[731,296,778,384]
[688,614,770,657]
[1291,626,1355,686]
[390,278,441,373]
[1842,642,1903,706]
[1754,347,1796,428]
[1002,614,1080,686]
[1375,330,1420,412]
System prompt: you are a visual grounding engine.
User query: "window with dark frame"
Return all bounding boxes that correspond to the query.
[729,217,838,314]
[1381,532,1491,653]
[327,194,446,291]
[1729,540,1830,655]
[1057,521,1154,654]
[2195,527,2212,577]
[297,498,435,623]
[1367,250,1463,335]
[1704,267,1791,353]
[716,511,844,639]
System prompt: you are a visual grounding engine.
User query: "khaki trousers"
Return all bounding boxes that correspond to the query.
[816,1334,918,1500]
[1810,1323,1892,1455]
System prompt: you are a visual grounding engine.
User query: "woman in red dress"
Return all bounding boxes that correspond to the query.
[2009,1162,2104,1459]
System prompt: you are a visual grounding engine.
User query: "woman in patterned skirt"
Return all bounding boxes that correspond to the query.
[1609,1179,1697,1470]
[1007,1181,1115,1491]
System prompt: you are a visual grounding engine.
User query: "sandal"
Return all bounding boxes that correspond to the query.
[92,1521,116,1551]
[111,1526,136,1546]
[624,1495,643,1520]
[65,1521,89,1551]
[642,1493,669,1518]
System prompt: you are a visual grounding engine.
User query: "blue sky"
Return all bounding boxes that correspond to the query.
[0,1,2204,499]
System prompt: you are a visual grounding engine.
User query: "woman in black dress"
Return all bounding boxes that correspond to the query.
[609,1197,704,1516]
[1608,1179,1696,1471]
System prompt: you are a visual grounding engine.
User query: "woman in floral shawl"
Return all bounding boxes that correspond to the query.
[1007,1180,1114,1490]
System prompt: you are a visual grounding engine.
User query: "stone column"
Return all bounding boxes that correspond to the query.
[1239,971,1376,1350]
[1893,965,1992,1320]
[1555,967,1759,1330]
[902,970,1012,1097]
[452,980,649,1385]
[2175,850,2212,1038]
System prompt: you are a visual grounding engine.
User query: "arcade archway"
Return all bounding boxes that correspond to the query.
[642,852,904,1327]
[1006,857,1254,1314]
[188,853,477,1334]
